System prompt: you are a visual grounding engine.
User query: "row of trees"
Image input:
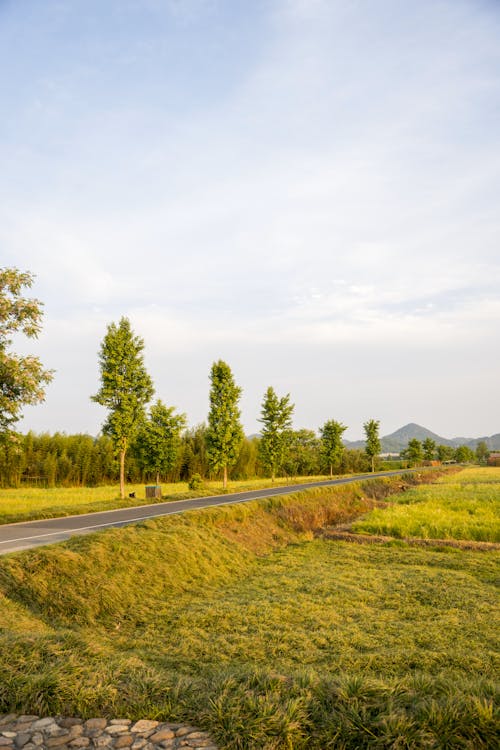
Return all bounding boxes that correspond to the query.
[401,437,489,466]
[92,319,384,495]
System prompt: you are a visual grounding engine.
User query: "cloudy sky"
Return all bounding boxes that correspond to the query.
[1,0,499,441]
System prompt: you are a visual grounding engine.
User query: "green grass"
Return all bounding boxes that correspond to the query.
[0,474,498,748]
[0,475,332,525]
[352,467,500,542]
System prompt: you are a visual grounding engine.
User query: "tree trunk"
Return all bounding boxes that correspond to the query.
[330,464,333,479]
[156,470,160,485]
[223,465,227,489]
[371,455,375,473]
[119,445,126,499]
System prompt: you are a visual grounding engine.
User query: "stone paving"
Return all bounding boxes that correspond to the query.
[0,715,218,750]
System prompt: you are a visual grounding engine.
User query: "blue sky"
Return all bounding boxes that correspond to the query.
[1,0,499,440]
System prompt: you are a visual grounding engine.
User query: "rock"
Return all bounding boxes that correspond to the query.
[13,734,31,748]
[110,720,131,726]
[31,718,55,731]
[59,719,83,729]
[149,729,175,743]
[105,726,130,735]
[45,736,72,748]
[114,736,133,748]
[83,719,107,732]
[68,739,90,748]
[130,721,158,734]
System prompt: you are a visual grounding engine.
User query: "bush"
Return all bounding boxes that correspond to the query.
[188,473,205,491]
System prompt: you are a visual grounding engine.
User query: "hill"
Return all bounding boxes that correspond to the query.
[344,423,500,452]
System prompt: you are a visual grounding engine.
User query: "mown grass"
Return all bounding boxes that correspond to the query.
[0,472,498,748]
[0,475,331,525]
[353,467,500,542]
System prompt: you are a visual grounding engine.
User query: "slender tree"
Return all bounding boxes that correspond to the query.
[320,419,347,478]
[363,419,381,473]
[135,400,186,484]
[258,387,294,481]
[92,317,154,498]
[206,360,243,489]
[0,268,53,433]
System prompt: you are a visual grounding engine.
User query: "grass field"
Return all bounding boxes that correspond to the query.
[353,467,500,542]
[0,475,331,525]
[0,469,498,748]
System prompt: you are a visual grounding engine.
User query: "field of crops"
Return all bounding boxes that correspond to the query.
[352,467,500,542]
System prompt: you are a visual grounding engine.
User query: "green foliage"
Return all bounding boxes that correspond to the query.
[135,400,186,483]
[437,444,455,462]
[188,473,204,491]
[258,387,294,480]
[283,429,321,477]
[454,444,476,463]
[363,419,381,472]
[0,268,53,432]
[206,360,244,488]
[319,419,347,477]
[403,438,423,466]
[422,437,436,461]
[475,441,490,465]
[92,317,154,497]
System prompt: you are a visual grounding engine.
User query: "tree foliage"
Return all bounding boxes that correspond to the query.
[454,444,475,463]
[0,268,53,433]
[320,419,347,478]
[437,444,455,462]
[475,441,489,465]
[422,437,436,461]
[135,400,186,484]
[363,419,381,472]
[258,387,294,480]
[404,438,423,466]
[92,317,154,498]
[206,360,243,488]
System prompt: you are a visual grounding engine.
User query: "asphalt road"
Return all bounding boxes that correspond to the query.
[0,470,410,555]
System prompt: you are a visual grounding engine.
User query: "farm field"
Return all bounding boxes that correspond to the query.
[353,466,500,542]
[0,470,498,748]
[0,475,330,525]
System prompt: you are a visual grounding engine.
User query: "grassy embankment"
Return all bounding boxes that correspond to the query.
[0,475,333,525]
[0,467,498,748]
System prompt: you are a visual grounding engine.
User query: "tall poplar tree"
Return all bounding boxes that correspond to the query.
[258,386,294,481]
[363,418,381,473]
[92,317,154,498]
[320,419,347,478]
[206,360,243,489]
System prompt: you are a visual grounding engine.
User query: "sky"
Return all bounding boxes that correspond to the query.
[1,0,499,441]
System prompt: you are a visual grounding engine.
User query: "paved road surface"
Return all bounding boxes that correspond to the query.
[0,471,409,555]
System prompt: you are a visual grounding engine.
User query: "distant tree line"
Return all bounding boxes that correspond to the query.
[0,427,377,489]
[401,437,488,466]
